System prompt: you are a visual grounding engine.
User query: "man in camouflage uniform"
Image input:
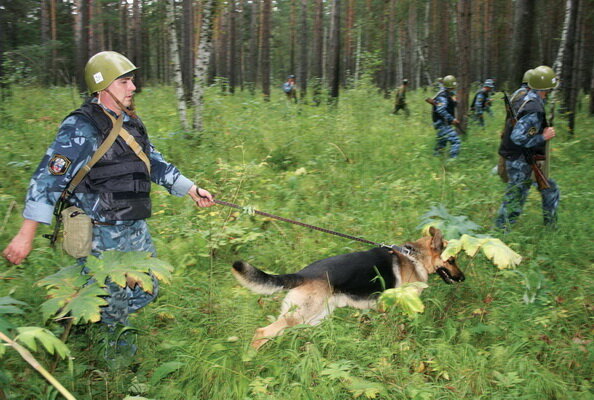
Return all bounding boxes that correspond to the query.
[431,75,461,158]
[471,79,495,126]
[392,78,409,116]
[510,69,533,110]
[3,51,215,330]
[495,65,560,230]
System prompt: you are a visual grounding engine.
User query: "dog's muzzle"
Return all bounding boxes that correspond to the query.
[436,267,465,284]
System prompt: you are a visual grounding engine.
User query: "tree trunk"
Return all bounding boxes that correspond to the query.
[73,0,87,92]
[383,0,396,97]
[456,0,471,131]
[260,0,272,101]
[311,0,324,105]
[343,0,355,85]
[192,0,216,131]
[167,0,189,130]
[327,0,340,103]
[510,0,536,85]
[289,0,297,76]
[590,62,594,114]
[182,0,194,100]
[132,0,142,91]
[297,0,308,98]
[246,0,259,94]
[228,0,237,94]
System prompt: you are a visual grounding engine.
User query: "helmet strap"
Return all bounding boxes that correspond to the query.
[103,88,137,118]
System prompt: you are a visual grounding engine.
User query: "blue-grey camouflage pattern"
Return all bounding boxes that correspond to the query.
[495,90,560,229]
[495,156,559,229]
[432,90,460,158]
[24,100,193,225]
[90,220,158,327]
[24,99,193,327]
[433,121,461,158]
[472,89,491,126]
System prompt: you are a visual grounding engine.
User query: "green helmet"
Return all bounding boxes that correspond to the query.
[528,66,558,90]
[84,51,137,93]
[522,69,534,84]
[443,75,457,89]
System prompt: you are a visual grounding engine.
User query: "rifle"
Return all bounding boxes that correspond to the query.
[425,97,466,135]
[502,92,550,190]
[42,193,68,247]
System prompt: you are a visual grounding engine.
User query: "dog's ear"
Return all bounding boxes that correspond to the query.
[430,227,444,252]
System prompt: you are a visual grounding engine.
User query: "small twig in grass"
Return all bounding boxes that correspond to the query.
[1,200,17,235]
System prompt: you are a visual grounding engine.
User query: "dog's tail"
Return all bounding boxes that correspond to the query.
[232,261,304,294]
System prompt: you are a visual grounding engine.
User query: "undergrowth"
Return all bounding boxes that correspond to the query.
[0,84,592,399]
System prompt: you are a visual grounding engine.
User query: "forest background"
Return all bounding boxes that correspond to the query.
[1,0,593,399]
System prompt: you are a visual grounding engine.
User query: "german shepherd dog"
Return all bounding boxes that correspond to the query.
[232,227,465,349]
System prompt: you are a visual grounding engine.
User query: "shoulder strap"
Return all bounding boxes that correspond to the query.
[65,113,124,196]
[101,109,151,174]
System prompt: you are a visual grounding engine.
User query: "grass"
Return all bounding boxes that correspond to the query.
[0,83,592,399]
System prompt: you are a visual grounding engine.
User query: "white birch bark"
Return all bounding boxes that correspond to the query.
[192,0,216,131]
[167,0,189,130]
[553,0,572,77]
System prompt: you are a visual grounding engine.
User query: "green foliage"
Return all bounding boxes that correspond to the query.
[418,203,482,239]
[378,283,428,317]
[1,86,593,399]
[0,296,26,334]
[36,252,173,324]
[442,234,523,269]
[14,327,70,359]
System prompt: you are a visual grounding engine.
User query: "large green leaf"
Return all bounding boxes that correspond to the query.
[15,327,70,359]
[442,234,522,269]
[418,204,482,239]
[36,265,90,292]
[378,283,428,317]
[86,251,173,291]
[40,283,107,323]
[0,296,27,315]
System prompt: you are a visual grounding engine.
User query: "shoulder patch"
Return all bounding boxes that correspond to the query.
[527,127,538,136]
[48,154,72,175]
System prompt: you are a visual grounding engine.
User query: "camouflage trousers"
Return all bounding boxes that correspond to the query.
[495,157,560,230]
[79,220,159,328]
[393,102,409,116]
[434,122,461,158]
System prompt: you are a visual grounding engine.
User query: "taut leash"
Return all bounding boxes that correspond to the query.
[207,196,413,256]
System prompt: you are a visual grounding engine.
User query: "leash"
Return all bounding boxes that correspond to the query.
[203,194,413,256]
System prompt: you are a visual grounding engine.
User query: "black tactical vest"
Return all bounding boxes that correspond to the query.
[69,100,152,221]
[498,96,547,160]
[432,90,457,123]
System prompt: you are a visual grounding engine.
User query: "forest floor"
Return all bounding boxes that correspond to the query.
[0,84,592,399]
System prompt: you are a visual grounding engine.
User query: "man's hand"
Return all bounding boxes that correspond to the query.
[452,119,460,126]
[2,219,38,265]
[543,127,556,141]
[188,185,215,208]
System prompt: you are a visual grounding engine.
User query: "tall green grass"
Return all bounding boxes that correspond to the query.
[0,84,592,399]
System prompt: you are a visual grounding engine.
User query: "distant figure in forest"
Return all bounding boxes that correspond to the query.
[2,51,215,364]
[430,75,461,158]
[495,65,559,231]
[283,75,297,103]
[392,79,409,116]
[510,69,534,110]
[434,77,444,91]
[470,79,495,126]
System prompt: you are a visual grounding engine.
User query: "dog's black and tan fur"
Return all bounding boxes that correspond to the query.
[232,227,464,349]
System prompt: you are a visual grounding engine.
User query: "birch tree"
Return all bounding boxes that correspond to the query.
[167,0,189,130]
[192,0,216,131]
